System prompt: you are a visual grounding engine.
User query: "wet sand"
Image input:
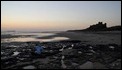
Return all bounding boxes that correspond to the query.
[37,31,121,45]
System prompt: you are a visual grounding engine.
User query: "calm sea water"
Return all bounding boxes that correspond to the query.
[1,32,69,43]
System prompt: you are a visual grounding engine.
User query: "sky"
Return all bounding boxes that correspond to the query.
[1,1,121,32]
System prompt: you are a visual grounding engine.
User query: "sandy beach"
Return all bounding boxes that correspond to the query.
[36,31,121,45]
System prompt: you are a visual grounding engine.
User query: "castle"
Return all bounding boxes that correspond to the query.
[67,21,121,32]
[86,22,107,31]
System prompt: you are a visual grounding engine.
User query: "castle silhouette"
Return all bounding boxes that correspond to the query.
[86,22,107,31]
[68,21,121,32]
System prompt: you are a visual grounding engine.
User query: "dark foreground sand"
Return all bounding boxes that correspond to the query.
[37,31,121,45]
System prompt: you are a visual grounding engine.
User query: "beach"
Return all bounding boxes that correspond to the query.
[1,1,121,69]
[1,31,121,69]
[37,31,121,45]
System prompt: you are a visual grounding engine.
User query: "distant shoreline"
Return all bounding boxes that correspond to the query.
[36,31,121,45]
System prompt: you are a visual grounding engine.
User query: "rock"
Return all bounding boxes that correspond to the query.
[71,62,79,67]
[78,61,93,69]
[23,65,36,69]
[93,62,107,69]
[62,49,79,59]
[96,44,109,51]
[1,40,121,69]
[12,51,20,56]
[38,64,47,69]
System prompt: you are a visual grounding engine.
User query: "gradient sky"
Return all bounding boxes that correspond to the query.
[1,1,121,31]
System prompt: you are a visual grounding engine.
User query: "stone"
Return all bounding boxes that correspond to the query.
[23,65,36,69]
[78,61,93,69]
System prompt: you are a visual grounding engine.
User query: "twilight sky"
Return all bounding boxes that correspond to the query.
[1,1,121,31]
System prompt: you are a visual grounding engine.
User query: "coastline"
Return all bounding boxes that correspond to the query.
[1,31,121,69]
[36,31,121,45]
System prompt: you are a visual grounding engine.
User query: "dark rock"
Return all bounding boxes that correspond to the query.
[23,65,36,69]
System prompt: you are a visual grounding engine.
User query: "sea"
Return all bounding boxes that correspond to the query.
[1,31,69,43]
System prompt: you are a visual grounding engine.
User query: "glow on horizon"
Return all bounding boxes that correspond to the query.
[1,1,121,31]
